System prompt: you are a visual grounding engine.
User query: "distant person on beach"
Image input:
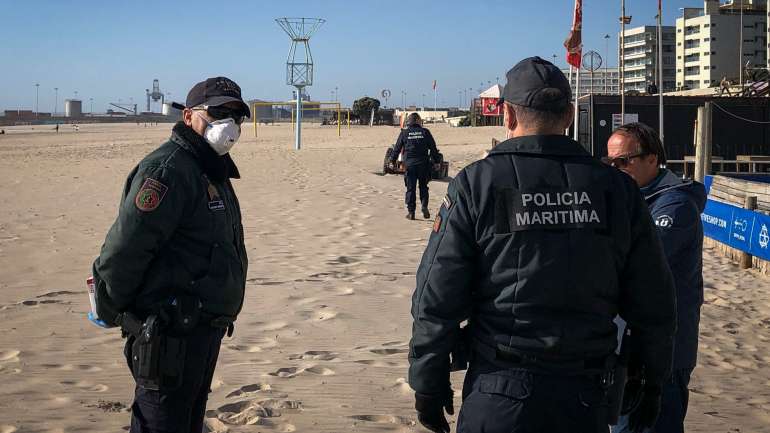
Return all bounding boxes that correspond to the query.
[55,124,59,133]
[606,123,706,433]
[390,112,439,220]
[91,76,250,433]
[407,57,676,433]
[719,77,731,96]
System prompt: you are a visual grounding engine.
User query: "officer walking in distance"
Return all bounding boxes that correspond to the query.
[91,76,250,432]
[408,57,677,433]
[391,112,440,220]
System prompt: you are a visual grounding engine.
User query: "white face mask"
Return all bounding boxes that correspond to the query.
[196,112,241,155]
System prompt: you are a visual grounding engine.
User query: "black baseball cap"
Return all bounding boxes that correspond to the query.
[497,57,572,111]
[186,76,250,117]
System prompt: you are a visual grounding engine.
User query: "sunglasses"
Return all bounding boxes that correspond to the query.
[193,106,245,125]
[601,152,648,168]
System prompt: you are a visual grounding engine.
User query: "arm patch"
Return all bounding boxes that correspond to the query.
[134,178,168,212]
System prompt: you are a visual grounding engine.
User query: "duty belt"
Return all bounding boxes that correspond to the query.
[471,338,607,375]
[200,312,236,337]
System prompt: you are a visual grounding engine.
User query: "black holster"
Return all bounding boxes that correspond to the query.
[119,311,187,391]
[450,325,471,372]
[605,327,633,425]
[603,353,627,425]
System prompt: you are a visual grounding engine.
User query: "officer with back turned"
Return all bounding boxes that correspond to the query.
[91,76,250,432]
[391,112,440,220]
[407,57,677,433]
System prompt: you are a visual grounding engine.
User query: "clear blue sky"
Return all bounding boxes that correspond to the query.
[0,0,696,112]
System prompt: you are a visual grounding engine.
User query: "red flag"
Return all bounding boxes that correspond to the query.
[564,0,583,69]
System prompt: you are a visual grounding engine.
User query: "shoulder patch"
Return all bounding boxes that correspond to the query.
[442,195,453,210]
[134,178,168,212]
[655,214,674,228]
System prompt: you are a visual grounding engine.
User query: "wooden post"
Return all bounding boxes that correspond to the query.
[694,103,713,182]
[741,195,758,269]
[704,102,713,175]
[694,107,705,182]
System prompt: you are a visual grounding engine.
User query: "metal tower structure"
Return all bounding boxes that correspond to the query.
[276,17,325,150]
[145,79,164,113]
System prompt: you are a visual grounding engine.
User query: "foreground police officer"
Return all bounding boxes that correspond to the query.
[606,123,706,433]
[408,57,677,433]
[91,76,250,433]
[391,113,440,220]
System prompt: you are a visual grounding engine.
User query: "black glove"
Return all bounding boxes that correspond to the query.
[628,383,662,433]
[415,390,454,433]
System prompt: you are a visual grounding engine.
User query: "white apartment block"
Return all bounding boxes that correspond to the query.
[676,0,768,90]
[619,25,677,93]
[561,68,620,95]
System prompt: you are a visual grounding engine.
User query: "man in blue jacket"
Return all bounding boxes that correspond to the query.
[606,122,706,433]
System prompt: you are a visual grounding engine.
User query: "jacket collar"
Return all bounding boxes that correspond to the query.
[641,168,690,201]
[488,135,591,157]
[170,122,241,182]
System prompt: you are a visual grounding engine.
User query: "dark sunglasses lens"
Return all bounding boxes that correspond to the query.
[601,156,629,167]
[207,107,242,121]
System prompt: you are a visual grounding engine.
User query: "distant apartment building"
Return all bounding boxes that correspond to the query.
[561,68,621,95]
[619,25,677,94]
[676,0,768,90]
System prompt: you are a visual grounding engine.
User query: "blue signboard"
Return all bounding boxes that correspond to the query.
[701,175,770,261]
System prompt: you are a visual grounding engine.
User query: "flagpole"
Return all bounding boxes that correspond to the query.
[574,67,581,141]
[564,64,573,136]
[620,0,626,120]
[658,0,665,146]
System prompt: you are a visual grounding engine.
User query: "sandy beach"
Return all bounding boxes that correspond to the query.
[0,122,769,433]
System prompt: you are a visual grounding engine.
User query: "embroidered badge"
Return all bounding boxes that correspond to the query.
[205,177,225,211]
[433,214,442,232]
[134,178,168,212]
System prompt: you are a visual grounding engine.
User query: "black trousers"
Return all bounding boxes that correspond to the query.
[404,163,430,213]
[124,326,225,433]
[457,358,609,433]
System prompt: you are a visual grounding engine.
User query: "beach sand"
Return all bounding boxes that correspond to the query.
[0,122,768,432]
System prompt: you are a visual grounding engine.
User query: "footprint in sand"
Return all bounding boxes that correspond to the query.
[370,348,409,355]
[350,415,416,426]
[19,299,63,306]
[226,383,272,398]
[335,287,355,296]
[288,351,338,361]
[0,350,20,362]
[213,398,300,426]
[226,345,263,353]
[36,290,78,298]
[60,380,109,392]
[354,359,401,367]
[304,366,335,375]
[43,364,102,372]
[252,321,289,332]
[298,307,338,322]
[269,365,335,378]
[288,296,319,306]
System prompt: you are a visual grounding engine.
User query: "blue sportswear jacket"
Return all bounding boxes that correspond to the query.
[641,169,706,370]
